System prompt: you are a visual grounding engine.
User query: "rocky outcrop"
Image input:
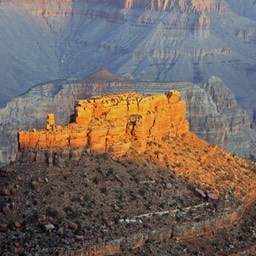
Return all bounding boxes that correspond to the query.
[194,13,211,37]
[235,28,256,42]
[17,91,189,162]
[137,77,256,157]
[0,77,137,164]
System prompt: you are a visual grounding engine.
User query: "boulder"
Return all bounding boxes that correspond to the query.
[207,192,219,201]
[195,188,207,199]
[45,224,55,231]
[31,180,40,192]
[69,222,78,230]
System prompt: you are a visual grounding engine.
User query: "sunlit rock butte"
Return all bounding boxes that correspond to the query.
[17,90,189,161]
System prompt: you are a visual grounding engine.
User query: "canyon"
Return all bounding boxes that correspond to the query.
[0,0,255,114]
[0,1,256,254]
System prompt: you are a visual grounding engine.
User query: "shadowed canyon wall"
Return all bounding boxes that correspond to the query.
[1,0,256,111]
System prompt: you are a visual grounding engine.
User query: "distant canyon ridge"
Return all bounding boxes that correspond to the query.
[0,0,256,162]
[0,0,256,108]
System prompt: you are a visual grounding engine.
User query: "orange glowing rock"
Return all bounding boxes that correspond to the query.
[18,90,189,158]
[47,113,55,130]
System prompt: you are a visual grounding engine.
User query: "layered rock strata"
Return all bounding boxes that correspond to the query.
[3,0,256,109]
[14,0,73,17]
[137,77,256,157]
[187,77,252,152]
[17,91,189,162]
[14,0,213,38]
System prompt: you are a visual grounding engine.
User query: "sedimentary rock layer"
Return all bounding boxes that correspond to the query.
[17,91,189,161]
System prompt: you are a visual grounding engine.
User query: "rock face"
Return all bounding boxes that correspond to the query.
[17,0,73,16]
[17,91,189,161]
[137,77,256,157]
[194,13,211,38]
